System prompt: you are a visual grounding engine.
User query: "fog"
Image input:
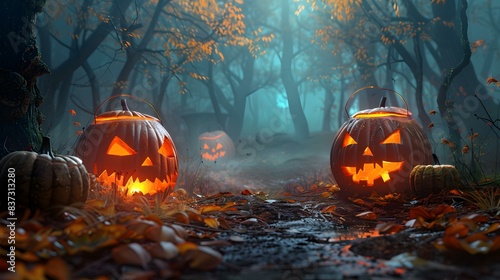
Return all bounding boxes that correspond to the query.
[35,0,500,190]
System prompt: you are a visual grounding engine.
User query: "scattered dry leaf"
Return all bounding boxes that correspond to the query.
[321,205,337,213]
[204,217,220,229]
[356,211,377,221]
[183,246,223,270]
[112,243,151,268]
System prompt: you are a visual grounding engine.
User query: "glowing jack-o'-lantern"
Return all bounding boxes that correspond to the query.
[198,130,235,163]
[330,87,433,196]
[75,97,178,196]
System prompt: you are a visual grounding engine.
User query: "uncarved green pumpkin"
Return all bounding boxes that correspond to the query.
[409,165,462,197]
[0,136,90,210]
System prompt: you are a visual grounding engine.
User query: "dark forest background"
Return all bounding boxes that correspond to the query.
[3,0,499,170]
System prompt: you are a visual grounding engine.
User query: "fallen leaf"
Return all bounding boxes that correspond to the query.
[229,235,246,243]
[183,246,223,270]
[177,241,198,254]
[204,217,220,229]
[45,257,70,280]
[240,218,259,225]
[321,205,337,213]
[375,222,404,234]
[241,189,253,195]
[147,242,179,260]
[217,217,231,230]
[356,211,377,221]
[112,243,151,268]
[145,225,183,244]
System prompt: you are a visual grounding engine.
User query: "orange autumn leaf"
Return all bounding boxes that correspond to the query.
[69,109,76,116]
[445,222,470,238]
[462,144,469,154]
[241,189,253,195]
[481,223,500,234]
[204,217,220,229]
[356,211,377,221]
[73,122,81,126]
[177,241,199,254]
[486,77,500,87]
[409,205,455,221]
[200,205,223,214]
[375,222,404,234]
[321,205,337,213]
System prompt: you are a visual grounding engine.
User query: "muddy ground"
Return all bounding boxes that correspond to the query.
[176,133,500,279]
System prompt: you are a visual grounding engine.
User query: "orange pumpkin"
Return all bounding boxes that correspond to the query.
[198,130,235,163]
[75,98,178,196]
[330,87,433,196]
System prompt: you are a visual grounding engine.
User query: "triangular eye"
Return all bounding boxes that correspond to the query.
[381,130,402,144]
[216,143,223,150]
[141,157,153,166]
[342,133,357,147]
[107,136,137,156]
[158,136,175,157]
[203,143,209,149]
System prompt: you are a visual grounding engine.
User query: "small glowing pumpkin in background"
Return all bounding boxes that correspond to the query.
[198,130,235,163]
[75,97,178,196]
[409,165,462,197]
[330,86,433,196]
[0,136,90,210]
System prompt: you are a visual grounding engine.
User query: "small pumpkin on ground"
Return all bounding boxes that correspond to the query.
[0,136,90,210]
[409,165,462,197]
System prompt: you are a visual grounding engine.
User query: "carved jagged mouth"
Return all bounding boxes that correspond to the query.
[201,151,226,161]
[97,171,176,195]
[341,161,404,186]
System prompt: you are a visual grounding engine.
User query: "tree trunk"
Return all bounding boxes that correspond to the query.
[280,0,309,139]
[321,85,333,132]
[0,0,49,158]
[41,0,133,124]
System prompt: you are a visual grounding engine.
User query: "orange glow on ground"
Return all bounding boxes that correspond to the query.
[341,161,404,186]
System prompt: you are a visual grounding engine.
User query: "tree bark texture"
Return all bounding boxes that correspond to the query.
[0,0,49,158]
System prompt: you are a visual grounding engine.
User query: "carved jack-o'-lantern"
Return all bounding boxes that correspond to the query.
[198,130,235,163]
[330,87,433,196]
[75,98,178,195]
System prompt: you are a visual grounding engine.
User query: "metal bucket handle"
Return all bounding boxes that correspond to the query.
[94,94,163,124]
[344,86,409,118]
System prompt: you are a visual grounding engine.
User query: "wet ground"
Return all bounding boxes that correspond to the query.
[177,132,500,279]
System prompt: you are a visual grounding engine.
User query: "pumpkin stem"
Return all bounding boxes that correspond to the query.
[40,136,55,158]
[121,99,130,111]
[379,96,387,108]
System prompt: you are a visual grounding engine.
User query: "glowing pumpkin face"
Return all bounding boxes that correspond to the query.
[330,97,433,196]
[198,130,235,163]
[75,99,178,196]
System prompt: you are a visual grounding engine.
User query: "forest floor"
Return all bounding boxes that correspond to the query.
[2,132,500,279]
[179,132,500,279]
